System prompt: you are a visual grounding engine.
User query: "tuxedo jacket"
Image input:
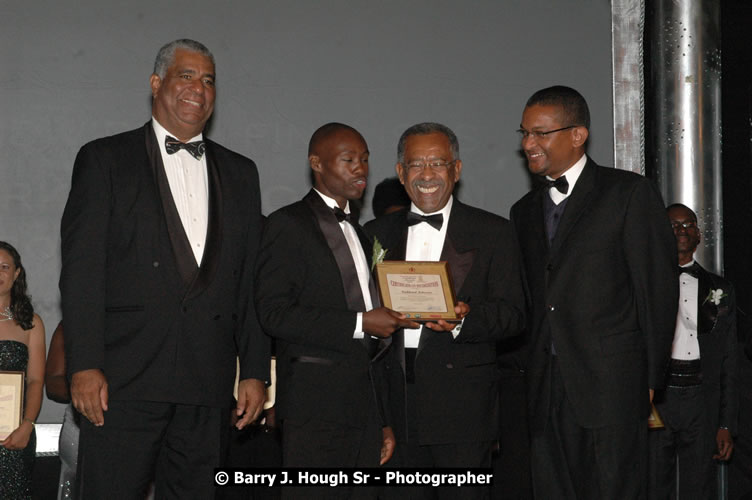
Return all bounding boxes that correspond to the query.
[255,190,389,426]
[510,158,678,431]
[60,123,270,408]
[657,264,739,434]
[365,200,526,445]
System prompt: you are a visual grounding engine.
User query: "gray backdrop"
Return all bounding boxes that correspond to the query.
[1,0,613,422]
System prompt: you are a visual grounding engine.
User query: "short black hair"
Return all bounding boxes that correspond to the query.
[308,122,363,156]
[525,85,590,130]
[372,177,411,217]
[666,203,698,223]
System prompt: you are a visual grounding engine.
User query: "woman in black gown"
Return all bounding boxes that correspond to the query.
[0,241,46,499]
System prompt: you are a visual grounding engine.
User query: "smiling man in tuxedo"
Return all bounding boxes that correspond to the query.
[365,122,526,499]
[60,39,269,498]
[255,123,417,498]
[510,86,678,498]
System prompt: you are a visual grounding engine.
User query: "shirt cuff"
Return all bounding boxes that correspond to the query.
[353,312,364,339]
[451,317,466,339]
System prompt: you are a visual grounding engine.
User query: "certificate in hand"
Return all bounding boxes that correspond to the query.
[375,261,459,322]
[0,371,24,440]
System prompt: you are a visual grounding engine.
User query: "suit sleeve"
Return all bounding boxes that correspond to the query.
[60,143,110,377]
[454,223,527,343]
[254,210,358,353]
[719,283,739,434]
[622,179,678,390]
[235,163,272,382]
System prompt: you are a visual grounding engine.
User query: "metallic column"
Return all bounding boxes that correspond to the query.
[612,0,646,176]
[649,0,723,273]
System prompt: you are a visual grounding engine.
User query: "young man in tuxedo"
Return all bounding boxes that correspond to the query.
[510,85,678,498]
[255,123,417,498]
[365,122,526,500]
[60,39,270,498]
[648,203,739,499]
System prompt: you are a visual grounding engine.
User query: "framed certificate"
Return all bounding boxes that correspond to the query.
[0,371,24,440]
[375,261,459,322]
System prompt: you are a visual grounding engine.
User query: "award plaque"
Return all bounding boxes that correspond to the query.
[0,371,24,440]
[375,261,459,322]
[648,402,664,430]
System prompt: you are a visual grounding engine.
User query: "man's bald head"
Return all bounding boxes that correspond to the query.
[308,122,365,156]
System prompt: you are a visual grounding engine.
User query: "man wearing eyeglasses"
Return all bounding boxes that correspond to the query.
[510,86,678,498]
[648,203,738,499]
[365,122,526,498]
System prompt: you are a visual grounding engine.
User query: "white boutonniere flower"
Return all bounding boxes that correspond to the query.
[703,288,727,306]
[372,237,387,271]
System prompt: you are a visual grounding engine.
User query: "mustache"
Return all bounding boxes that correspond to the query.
[412,180,444,188]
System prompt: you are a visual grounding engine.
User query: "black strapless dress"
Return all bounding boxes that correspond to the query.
[0,340,35,499]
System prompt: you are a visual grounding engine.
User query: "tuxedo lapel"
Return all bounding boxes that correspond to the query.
[696,265,717,335]
[304,191,378,357]
[417,201,476,355]
[549,159,597,257]
[145,123,198,291]
[441,238,473,299]
[305,190,366,312]
[391,224,409,261]
[442,202,477,298]
[186,143,223,300]
[518,189,549,257]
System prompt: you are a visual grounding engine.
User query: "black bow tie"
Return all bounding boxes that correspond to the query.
[406,211,443,231]
[544,176,569,195]
[333,207,353,224]
[165,136,206,160]
[678,262,700,278]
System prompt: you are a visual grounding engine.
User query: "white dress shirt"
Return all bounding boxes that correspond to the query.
[152,117,209,265]
[403,196,458,348]
[313,189,373,338]
[548,153,587,205]
[672,260,700,360]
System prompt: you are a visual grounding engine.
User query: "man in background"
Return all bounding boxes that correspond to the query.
[649,203,738,499]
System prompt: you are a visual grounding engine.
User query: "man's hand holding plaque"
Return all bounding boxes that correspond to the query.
[424,301,470,331]
[363,307,420,337]
[375,261,461,324]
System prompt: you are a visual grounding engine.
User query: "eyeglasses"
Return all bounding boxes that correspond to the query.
[516,125,577,140]
[404,160,456,173]
[671,221,698,230]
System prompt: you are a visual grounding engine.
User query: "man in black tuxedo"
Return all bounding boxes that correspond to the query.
[255,123,416,496]
[365,122,526,499]
[510,86,678,498]
[60,39,270,498]
[648,203,739,499]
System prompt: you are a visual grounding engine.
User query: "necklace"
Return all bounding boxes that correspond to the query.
[0,306,13,322]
